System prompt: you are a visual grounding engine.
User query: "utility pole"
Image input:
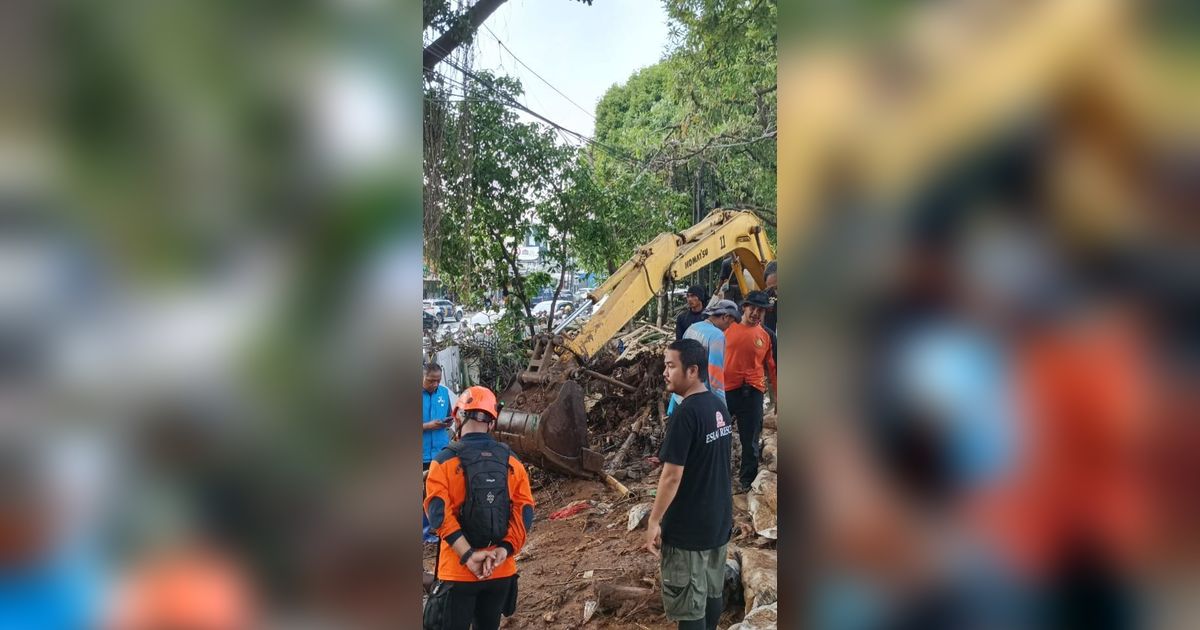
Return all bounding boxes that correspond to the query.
[423,1,595,73]
[424,0,509,73]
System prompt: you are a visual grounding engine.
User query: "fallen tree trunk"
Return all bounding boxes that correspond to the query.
[609,408,651,470]
[729,601,778,630]
[761,433,778,473]
[748,470,778,540]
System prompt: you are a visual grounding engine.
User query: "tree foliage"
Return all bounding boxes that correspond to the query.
[424,0,778,316]
[660,0,777,215]
[425,71,599,335]
[584,0,777,277]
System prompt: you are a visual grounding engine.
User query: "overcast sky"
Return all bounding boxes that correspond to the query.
[464,0,673,140]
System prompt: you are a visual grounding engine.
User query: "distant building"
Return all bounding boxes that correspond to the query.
[422,262,445,299]
[515,233,543,275]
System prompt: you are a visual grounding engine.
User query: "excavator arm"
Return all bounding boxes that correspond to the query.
[564,209,774,361]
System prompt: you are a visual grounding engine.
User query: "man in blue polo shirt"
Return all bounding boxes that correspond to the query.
[422,362,454,543]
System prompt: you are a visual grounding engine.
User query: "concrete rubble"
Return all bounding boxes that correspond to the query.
[748,469,778,540]
[727,602,778,630]
[627,502,653,531]
[734,546,778,616]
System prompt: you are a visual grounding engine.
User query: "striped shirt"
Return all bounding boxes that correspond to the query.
[668,319,726,413]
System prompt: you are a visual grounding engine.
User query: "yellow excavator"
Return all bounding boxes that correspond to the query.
[494,209,775,477]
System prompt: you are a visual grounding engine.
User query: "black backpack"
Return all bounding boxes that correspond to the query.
[448,440,512,548]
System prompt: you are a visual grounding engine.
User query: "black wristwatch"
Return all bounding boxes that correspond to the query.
[459,547,476,565]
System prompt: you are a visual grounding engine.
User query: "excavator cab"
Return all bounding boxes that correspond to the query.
[492,210,775,477]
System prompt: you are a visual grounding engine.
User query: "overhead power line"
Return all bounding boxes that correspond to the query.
[435,59,643,168]
[428,69,583,149]
[481,24,597,121]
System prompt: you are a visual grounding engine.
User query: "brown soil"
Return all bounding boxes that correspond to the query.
[423,467,765,629]
[424,343,772,628]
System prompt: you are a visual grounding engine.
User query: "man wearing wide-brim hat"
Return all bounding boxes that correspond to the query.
[723,291,778,492]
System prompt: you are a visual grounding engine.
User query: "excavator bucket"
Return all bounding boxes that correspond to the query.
[494,338,605,477]
[495,381,605,477]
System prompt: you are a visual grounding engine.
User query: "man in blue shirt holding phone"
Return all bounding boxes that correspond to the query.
[422,362,455,543]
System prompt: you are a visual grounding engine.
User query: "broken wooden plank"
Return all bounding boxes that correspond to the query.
[601,472,630,497]
[609,408,651,470]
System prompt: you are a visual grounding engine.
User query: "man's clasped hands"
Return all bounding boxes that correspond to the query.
[464,546,509,579]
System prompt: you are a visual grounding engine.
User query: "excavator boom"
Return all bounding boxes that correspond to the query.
[565,210,774,362]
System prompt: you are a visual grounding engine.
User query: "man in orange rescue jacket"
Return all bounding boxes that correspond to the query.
[423,386,535,630]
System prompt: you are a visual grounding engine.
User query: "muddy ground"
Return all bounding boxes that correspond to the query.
[424,344,776,628]
[423,455,769,629]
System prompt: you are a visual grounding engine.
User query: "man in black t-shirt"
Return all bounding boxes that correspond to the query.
[675,285,709,341]
[644,339,733,630]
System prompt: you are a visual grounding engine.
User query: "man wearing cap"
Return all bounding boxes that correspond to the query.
[724,291,778,492]
[667,300,741,415]
[675,285,709,341]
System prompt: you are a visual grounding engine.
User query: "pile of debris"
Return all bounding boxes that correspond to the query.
[727,411,779,629]
[587,321,780,613]
[583,323,672,461]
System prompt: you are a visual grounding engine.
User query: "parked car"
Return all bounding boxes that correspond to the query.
[530,299,572,319]
[425,298,463,322]
[422,301,444,326]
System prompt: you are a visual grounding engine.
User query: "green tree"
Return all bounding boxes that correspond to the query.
[424,71,574,337]
[426,0,779,324]
[579,0,777,284]
[533,149,602,329]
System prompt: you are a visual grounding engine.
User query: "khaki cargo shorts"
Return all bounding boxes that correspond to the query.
[659,543,728,621]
